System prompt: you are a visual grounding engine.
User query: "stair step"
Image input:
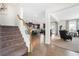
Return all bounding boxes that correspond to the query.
[0,34,22,38]
[1,39,24,49]
[1,45,27,56]
[1,37,23,42]
[0,26,18,28]
[0,36,23,42]
[1,30,20,33]
[0,42,26,55]
[0,31,21,34]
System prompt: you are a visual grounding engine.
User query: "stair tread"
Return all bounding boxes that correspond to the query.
[1,46,27,56]
[0,42,27,55]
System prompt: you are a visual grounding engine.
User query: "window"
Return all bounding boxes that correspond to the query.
[51,22,57,34]
[77,20,79,30]
[69,20,76,32]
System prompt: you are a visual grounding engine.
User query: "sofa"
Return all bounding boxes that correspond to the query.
[59,30,72,41]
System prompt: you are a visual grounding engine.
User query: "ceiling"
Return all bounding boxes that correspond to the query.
[8,3,79,23]
[10,3,78,14]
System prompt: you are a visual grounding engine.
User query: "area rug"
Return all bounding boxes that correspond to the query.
[51,37,79,53]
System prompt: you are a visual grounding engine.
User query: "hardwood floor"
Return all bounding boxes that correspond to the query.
[29,34,79,56]
[1,26,79,56]
[30,44,79,56]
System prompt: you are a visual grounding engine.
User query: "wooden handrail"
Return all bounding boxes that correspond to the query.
[17,15,32,34]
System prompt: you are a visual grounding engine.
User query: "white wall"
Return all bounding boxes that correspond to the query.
[23,8,46,24]
[0,4,19,26]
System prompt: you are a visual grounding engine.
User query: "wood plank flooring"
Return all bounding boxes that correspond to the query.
[1,26,79,56]
[29,34,79,56]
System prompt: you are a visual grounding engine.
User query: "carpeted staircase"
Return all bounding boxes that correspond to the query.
[0,26,28,56]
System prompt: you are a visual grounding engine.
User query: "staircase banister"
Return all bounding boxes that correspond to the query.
[16,14,32,53]
[16,15,32,34]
